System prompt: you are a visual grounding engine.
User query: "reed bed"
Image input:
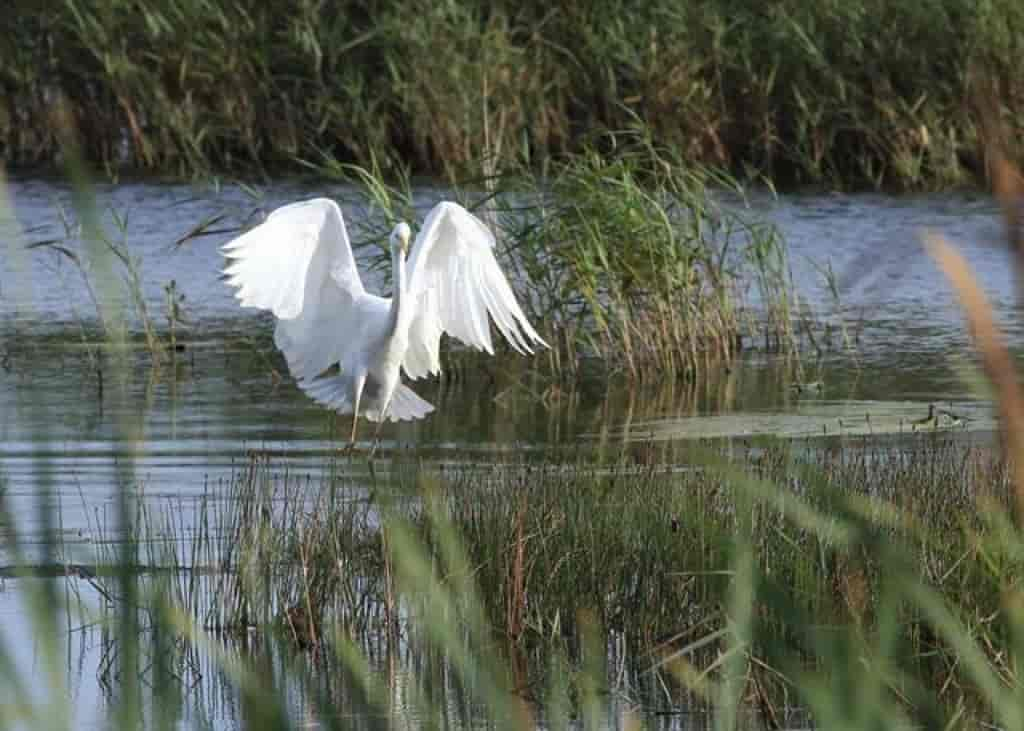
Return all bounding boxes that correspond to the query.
[4,1,1024,188]
[498,140,786,377]
[49,435,1011,725]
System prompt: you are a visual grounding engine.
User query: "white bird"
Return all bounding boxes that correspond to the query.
[221,198,547,445]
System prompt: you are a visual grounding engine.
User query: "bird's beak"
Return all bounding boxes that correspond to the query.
[400,231,410,256]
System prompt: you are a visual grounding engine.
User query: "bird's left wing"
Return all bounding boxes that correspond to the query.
[222,198,383,381]
[402,202,547,379]
[222,198,364,319]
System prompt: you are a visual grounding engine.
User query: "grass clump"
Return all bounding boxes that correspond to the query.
[502,138,784,378]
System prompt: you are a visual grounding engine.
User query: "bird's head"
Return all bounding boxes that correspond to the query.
[390,222,411,257]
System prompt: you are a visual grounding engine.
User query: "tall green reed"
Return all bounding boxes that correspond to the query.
[4,0,1023,188]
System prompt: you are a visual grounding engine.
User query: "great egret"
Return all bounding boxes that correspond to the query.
[222,198,547,444]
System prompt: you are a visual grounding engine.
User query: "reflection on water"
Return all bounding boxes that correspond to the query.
[0,338,995,544]
[0,178,1012,728]
[0,576,706,730]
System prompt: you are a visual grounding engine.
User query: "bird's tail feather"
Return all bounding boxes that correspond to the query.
[297,374,354,414]
[297,376,434,423]
[385,384,435,422]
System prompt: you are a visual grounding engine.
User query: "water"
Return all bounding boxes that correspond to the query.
[0,178,1014,728]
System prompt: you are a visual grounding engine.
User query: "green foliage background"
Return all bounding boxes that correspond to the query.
[3,0,1023,187]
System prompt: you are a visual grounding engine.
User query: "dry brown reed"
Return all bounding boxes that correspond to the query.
[924,234,1024,518]
[925,116,1024,522]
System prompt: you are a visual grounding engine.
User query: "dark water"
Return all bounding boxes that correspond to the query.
[0,178,1013,728]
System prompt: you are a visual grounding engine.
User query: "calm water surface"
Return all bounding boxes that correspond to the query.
[0,178,1014,728]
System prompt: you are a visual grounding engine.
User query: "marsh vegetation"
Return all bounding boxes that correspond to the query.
[4,1,1024,188]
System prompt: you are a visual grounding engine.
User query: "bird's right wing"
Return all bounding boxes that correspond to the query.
[401,202,547,380]
[222,197,379,381]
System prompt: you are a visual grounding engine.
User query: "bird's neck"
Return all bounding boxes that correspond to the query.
[388,247,408,337]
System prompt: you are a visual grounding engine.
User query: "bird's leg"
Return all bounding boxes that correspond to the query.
[342,373,366,454]
[367,394,394,461]
[339,415,359,456]
[368,418,387,461]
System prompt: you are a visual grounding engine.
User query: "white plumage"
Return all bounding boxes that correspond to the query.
[222,198,547,443]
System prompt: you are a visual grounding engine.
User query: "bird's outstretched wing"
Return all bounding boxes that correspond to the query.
[402,202,547,379]
[222,198,383,381]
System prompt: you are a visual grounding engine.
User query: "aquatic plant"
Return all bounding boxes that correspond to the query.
[26,201,176,374]
[498,136,778,378]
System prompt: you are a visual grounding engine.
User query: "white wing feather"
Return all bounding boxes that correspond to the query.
[384,384,436,421]
[402,202,547,380]
[222,198,386,382]
[299,376,434,422]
